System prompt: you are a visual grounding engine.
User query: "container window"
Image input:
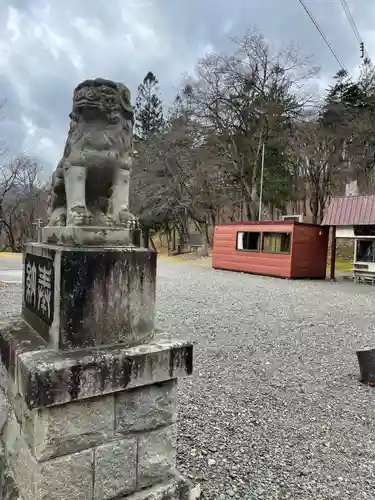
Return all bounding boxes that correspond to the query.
[354,226,375,237]
[236,231,260,251]
[356,239,375,262]
[262,232,291,254]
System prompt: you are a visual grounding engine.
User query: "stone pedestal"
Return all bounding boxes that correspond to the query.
[22,243,156,350]
[0,318,192,499]
[0,243,193,500]
[42,226,132,247]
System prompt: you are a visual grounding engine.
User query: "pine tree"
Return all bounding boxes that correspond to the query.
[135,72,164,139]
[322,70,367,128]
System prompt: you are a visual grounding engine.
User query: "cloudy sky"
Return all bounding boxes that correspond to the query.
[0,0,373,170]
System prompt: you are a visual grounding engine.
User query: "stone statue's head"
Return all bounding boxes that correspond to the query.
[69,78,134,125]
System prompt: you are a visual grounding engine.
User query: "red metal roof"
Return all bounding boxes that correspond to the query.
[322,195,375,226]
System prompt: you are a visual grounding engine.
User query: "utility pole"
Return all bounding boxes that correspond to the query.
[258,142,265,221]
[32,218,43,243]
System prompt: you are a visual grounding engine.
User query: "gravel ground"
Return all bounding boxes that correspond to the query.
[0,283,22,317]
[2,262,375,499]
[155,261,375,500]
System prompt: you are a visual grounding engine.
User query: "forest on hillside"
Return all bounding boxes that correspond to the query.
[1,30,375,252]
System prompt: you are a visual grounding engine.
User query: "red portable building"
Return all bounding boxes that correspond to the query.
[212,221,329,279]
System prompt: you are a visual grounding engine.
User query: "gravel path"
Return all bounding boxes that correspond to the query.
[2,262,375,499]
[155,261,375,500]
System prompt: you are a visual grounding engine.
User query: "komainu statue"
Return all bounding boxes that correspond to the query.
[47,78,135,234]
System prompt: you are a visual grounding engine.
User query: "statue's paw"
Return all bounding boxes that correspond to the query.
[118,207,136,227]
[67,206,93,226]
[70,214,93,226]
[92,210,114,226]
[49,209,66,227]
[103,215,115,226]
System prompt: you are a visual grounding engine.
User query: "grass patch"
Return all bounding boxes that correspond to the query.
[327,258,352,273]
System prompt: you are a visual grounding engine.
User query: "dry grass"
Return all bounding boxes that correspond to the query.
[0,252,22,260]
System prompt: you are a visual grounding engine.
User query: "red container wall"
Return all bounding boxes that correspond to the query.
[212,223,293,278]
[291,225,329,279]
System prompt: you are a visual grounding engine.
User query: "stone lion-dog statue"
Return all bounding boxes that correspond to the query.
[48,78,136,230]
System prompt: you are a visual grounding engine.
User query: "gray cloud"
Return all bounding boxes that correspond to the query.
[0,0,372,169]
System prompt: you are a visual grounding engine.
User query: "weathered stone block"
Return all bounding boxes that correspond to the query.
[0,319,192,410]
[115,380,177,434]
[24,394,114,461]
[120,474,190,500]
[2,411,21,461]
[0,440,24,500]
[22,243,157,350]
[5,377,23,425]
[94,437,137,500]
[36,448,93,500]
[3,413,37,500]
[0,316,48,383]
[0,461,21,500]
[0,388,9,435]
[0,361,7,392]
[2,407,94,500]
[138,424,177,489]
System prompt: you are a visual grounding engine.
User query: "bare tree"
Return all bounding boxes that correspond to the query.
[0,156,47,251]
[183,31,319,219]
[131,102,231,253]
[289,120,344,223]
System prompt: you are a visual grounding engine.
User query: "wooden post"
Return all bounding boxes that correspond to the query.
[330,225,337,280]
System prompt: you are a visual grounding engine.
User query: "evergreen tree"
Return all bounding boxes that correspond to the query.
[322,70,368,128]
[320,68,375,193]
[135,72,164,139]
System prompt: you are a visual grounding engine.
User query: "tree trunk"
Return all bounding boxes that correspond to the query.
[180,213,189,254]
[292,199,297,214]
[318,201,325,225]
[201,222,210,257]
[309,191,319,225]
[175,225,183,254]
[3,223,16,253]
[172,226,176,251]
[245,201,253,221]
[164,222,171,252]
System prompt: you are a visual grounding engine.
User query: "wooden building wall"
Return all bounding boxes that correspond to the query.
[291,225,329,279]
[213,222,329,280]
[213,222,293,278]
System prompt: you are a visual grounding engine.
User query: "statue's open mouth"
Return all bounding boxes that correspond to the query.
[75,100,104,109]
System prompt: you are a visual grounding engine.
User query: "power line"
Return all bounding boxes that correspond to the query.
[340,0,361,44]
[340,0,370,63]
[298,0,351,78]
